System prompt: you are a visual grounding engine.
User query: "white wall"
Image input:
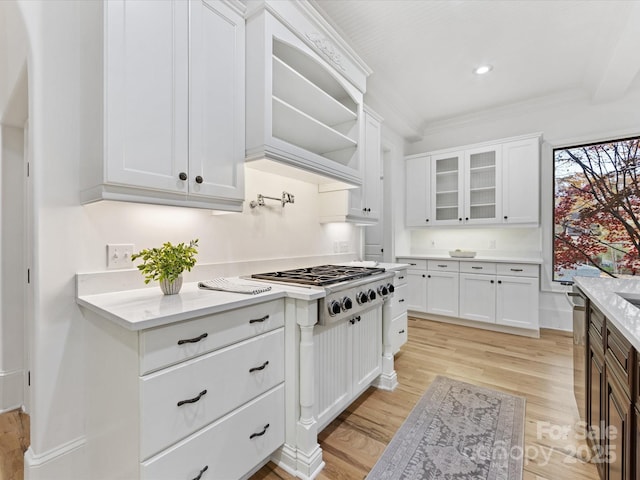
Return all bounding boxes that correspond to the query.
[9,1,359,477]
[0,1,28,121]
[0,126,25,412]
[403,87,640,330]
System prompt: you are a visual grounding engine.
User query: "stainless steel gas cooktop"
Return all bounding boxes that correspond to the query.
[251,264,386,287]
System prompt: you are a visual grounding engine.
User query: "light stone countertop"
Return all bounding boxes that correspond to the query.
[395,254,543,264]
[77,279,325,331]
[574,276,640,350]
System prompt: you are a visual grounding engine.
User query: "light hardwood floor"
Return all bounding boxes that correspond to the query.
[252,317,599,480]
[0,318,598,480]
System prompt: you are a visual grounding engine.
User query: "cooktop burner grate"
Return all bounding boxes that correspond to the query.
[251,265,386,286]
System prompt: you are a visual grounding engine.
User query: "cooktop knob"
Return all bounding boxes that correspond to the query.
[387,283,395,293]
[328,300,341,316]
[342,297,353,311]
[367,289,377,301]
[356,291,368,304]
[377,285,389,296]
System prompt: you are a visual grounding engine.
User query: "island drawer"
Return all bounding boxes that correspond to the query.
[388,283,408,318]
[394,269,408,287]
[496,263,539,277]
[589,305,605,340]
[139,299,284,374]
[141,384,285,480]
[605,321,634,395]
[140,328,284,460]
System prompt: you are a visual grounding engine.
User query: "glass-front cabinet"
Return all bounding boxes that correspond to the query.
[464,145,501,224]
[431,152,464,225]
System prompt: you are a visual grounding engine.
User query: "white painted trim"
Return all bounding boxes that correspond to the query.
[539,306,572,332]
[24,436,87,480]
[0,369,24,413]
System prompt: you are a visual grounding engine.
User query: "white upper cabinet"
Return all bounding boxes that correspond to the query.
[464,145,501,224]
[189,0,245,203]
[406,133,540,227]
[245,0,370,186]
[318,107,382,224]
[502,137,540,224]
[405,155,431,227]
[431,151,464,226]
[82,0,245,211]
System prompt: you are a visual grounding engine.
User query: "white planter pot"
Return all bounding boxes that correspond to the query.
[159,275,183,295]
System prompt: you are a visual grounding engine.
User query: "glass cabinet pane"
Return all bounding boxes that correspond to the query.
[434,155,460,221]
[467,150,496,220]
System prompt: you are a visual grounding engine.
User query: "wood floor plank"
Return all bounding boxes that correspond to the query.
[253,317,599,480]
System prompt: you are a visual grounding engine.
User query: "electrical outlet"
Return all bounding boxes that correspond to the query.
[339,241,349,253]
[107,244,135,269]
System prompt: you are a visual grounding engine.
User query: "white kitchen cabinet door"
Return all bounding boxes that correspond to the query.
[459,273,496,323]
[431,151,464,226]
[189,0,245,202]
[406,270,427,312]
[464,145,501,224]
[496,275,539,329]
[405,155,431,227]
[352,308,382,397]
[502,137,540,224]
[348,109,381,220]
[105,0,189,193]
[426,271,459,317]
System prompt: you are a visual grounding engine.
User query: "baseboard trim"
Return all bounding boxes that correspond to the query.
[409,312,540,338]
[0,369,24,413]
[25,436,87,480]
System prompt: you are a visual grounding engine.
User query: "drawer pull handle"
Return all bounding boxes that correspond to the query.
[472,266,483,270]
[409,263,417,266]
[250,424,270,440]
[249,314,269,324]
[399,299,405,303]
[249,360,269,373]
[398,276,405,280]
[177,389,207,407]
[192,465,208,480]
[177,333,208,345]
[510,268,524,272]
[399,329,405,334]
[437,264,447,268]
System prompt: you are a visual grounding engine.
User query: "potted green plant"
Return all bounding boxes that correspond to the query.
[131,239,199,295]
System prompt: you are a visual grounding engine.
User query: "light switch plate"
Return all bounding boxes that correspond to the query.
[107,244,135,269]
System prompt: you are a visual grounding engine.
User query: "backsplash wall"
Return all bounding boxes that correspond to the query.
[409,227,542,258]
[80,167,359,272]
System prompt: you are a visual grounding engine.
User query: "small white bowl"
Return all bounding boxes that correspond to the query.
[449,250,477,258]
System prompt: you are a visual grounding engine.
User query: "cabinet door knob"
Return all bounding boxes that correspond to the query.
[465,217,469,221]
[426,219,429,222]
[504,216,508,220]
[498,280,502,284]
[490,280,495,284]
[427,275,431,278]
[195,175,204,184]
[458,218,462,221]
[422,274,426,278]
[179,172,188,181]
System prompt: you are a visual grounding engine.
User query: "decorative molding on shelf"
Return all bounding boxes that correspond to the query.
[305,32,345,71]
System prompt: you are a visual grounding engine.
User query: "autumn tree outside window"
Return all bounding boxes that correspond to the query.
[553,136,640,283]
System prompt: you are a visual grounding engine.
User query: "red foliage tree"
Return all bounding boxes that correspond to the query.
[554,138,640,278]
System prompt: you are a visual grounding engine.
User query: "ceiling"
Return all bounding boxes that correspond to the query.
[312,0,640,141]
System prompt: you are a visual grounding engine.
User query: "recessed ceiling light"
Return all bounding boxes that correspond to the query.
[474,65,493,75]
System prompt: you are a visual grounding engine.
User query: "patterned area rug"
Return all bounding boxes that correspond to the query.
[367,376,526,480]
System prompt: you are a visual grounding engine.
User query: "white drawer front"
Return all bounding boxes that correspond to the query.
[460,261,497,274]
[496,263,539,277]
[141,384,285,480]
[427,260,459,272]
[140,328,284,460]
[398,258,427,270]
[388,283,408,318]
[394,269,408,287]
[390,313,408,354]
[139,299,284,374]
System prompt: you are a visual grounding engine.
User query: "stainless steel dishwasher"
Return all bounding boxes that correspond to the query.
[567,286,587,421]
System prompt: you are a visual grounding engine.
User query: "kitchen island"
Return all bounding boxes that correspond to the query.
[574,276,640,480]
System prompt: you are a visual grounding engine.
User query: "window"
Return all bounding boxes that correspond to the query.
[553,136,640,282]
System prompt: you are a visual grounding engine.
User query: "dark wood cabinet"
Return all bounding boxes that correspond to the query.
[586,304,636,480]
[606,370,633,480]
